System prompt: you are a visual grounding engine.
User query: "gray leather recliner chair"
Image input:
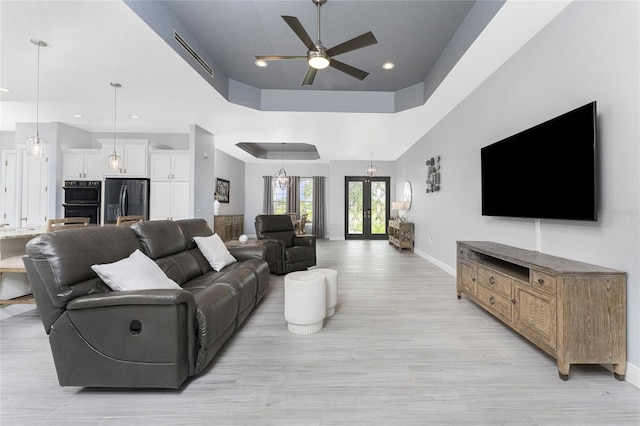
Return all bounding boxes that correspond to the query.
[254,214,316,274]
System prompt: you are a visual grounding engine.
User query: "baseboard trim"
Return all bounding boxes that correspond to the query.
[603,361,640,389]
[625,362,640,388]
[414,248,456,276]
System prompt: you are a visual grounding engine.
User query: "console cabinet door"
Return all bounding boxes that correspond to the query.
[458,260,477,297]
[513,283,557,350]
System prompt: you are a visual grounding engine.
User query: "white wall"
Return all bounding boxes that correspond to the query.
[214,148,245,217]
[396,1,639,376]
[190,124,215,228]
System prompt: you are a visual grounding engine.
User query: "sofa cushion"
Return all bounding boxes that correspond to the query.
[155,250,204,286]
[132,220,187,259]
[176,218,214,250]
[91,249,181,291]
[194,234,237,272]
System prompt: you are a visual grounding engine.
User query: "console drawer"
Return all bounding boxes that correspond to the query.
[476,284,513,321]
[477,267,512,299]
[531,270,557,295]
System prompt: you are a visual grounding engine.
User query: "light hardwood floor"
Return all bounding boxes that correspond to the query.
[1,240,638,425]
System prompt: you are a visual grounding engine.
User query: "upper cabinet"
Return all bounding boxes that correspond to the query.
[99,139,148,177]
[62,149,102,180]
[149,150,189,181]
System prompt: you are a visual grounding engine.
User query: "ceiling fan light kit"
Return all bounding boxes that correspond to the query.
[255,0,377,86]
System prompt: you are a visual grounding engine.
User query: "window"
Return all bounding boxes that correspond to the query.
[270,177,314,225]
[271,180,287,214]
[299,177,313,225]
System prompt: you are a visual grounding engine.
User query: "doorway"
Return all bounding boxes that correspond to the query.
[345,176,390,240]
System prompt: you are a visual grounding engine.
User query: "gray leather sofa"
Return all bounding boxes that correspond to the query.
[254,214,316,274]
[23,218,269,389]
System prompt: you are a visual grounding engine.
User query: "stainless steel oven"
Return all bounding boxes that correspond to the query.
[62,180,101,224]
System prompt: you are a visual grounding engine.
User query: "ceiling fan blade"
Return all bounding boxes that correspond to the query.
[329,59,369,81]
[326,31,378,57]
[282,16,316,51]
[255,55,307,61]
[301,68,318,86]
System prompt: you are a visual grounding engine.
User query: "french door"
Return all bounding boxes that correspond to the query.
[345,176,390,240]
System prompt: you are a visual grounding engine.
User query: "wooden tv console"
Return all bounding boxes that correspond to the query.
[456,241,626,380]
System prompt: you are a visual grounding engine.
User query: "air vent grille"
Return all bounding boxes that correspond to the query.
[173,30,213,77]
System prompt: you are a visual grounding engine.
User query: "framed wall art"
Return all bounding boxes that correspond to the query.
[216,178,230,203]
[426,156,441,193]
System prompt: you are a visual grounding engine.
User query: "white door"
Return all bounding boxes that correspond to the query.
[1,150,17,227]
[19,147,49,227]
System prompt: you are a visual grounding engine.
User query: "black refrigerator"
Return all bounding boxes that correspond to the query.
[103,178,150,224]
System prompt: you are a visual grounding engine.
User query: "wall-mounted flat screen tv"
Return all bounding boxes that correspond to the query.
[481,101,597,221]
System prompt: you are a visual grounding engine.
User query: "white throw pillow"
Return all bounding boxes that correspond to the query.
[194,233,237,272]
[91,249,181,291]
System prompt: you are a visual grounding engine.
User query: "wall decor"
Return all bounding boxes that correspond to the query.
[426,156,441,193]
[216,178,230,203]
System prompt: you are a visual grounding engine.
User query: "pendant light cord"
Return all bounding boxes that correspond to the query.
[35,42,40,135]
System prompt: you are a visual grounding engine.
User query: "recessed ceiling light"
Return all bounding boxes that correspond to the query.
[255,59,268,68]
[382,62,395,70]
[0,87,11,92]
[131,115,141,119]
[72,114,84,118]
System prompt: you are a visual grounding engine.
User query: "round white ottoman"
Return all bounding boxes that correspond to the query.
[312,268,338,317]
[284,271,326,335]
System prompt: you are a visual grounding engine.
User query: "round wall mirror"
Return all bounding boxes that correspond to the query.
[403,181,412,210]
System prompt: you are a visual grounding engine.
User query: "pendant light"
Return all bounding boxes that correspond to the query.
[25,39,48,158]
[275,143,288,189]
[366,152,378,177]
[107,82,122,171]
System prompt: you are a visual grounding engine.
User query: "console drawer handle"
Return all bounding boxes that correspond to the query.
[489,296,495,305]
[538,278,545,285]
[489,276,495,285]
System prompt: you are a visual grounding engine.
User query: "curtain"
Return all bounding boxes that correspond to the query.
[262,176,272,214]
[312,176,325,238]
[287,176,300,217]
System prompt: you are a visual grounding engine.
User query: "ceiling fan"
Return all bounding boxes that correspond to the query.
[255,0,378,86]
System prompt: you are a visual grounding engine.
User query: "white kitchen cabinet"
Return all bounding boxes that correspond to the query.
[99,139,148,177]
[149,151,189,181]
[149,150,190,220]
[62,149,102,180]
[150,181,189,220]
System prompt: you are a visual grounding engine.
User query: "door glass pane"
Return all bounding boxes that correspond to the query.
[348,181,363,234]
[370,181,386,235]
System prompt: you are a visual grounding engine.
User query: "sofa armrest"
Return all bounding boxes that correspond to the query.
[293,235,316,248]
[64,289,197,376]
[262,240,286,274]
[227,245,265,262]
[66,289,194,310]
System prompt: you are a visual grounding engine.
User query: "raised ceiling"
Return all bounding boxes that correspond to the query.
[159,0,475,92]
[0,1,572,163]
